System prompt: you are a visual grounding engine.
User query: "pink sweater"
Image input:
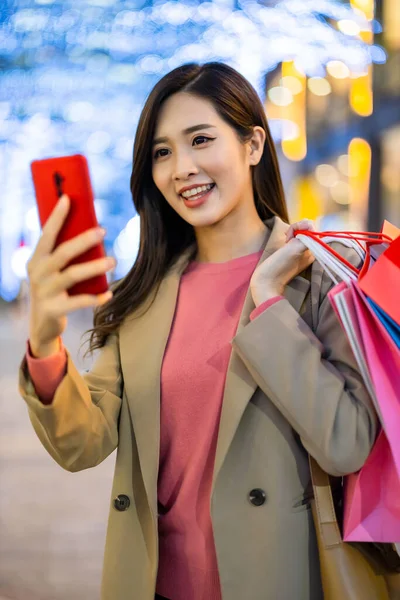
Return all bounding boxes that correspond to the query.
[26,250,283,600]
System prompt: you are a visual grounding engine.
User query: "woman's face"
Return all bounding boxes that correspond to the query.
[151,92,264,229]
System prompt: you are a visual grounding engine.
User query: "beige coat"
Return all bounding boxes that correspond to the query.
[18,217,377,600]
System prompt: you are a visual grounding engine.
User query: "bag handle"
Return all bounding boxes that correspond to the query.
[309,455,342,549]
[295,230,393,243]
[294,231,362,276]
[294,230,392,280]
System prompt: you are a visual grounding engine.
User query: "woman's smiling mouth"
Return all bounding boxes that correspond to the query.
[181,183,216,207]
[179,183,215,200]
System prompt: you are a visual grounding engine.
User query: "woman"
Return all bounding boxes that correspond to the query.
[19,62,377,600]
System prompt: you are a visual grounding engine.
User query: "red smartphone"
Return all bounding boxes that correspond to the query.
[31,154,108,297]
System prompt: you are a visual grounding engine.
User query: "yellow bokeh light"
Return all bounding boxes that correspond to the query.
[348,0,373,118]
[291,176,322,222]
[315,164,339,188]
[268,86,293,107]
[281,61,307,162]
[326,60,350,79]
[348,137,371,227]
[281,76,304,95]
[350,0,374,21]
[330,181,351,205]
[308,77,332,96]
[359,29,373,44]
[383,0,400,49]
[337,154,350,176]
[350,67,373,116]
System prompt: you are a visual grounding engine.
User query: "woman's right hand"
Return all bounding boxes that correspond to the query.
[27,194,116,358]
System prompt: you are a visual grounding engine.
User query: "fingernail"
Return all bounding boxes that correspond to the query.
[59,194,68,206]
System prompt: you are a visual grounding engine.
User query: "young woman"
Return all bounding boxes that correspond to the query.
[19,62,377,600]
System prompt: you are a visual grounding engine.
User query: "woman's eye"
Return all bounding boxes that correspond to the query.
[154,148,169,159]
[153,136,214,159]
[193,135,213,146]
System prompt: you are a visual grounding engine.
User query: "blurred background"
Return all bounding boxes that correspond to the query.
[0,0,399,599]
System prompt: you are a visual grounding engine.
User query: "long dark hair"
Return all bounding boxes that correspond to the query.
[81,61,289,359]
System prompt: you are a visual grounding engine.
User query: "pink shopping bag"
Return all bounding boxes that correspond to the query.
[350,281,400,475]
[343,429,400,542]
[342,281,400,542]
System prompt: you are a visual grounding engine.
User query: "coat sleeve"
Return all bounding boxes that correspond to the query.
[18,332,123,473]
[231,244,378,477]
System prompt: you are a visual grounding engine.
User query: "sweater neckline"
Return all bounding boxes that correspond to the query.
[184,249,264,274]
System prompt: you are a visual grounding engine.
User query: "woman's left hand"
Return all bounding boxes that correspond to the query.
[250,219,316,307]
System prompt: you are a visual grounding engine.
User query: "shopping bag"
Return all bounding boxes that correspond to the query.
[367,300,400,350]
[328,283,380,418]
[358,235,400,326]
[344,281,400,542]
[350,281,400,474]
[343,430,400,542]
[330,283,400,542]
[296,228,400,543]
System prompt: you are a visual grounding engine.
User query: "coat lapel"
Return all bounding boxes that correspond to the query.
[119,217,311,512]
[212,218,311,488]
[119,249,192,515]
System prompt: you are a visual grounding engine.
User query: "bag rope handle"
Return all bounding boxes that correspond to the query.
[294,230,392,280]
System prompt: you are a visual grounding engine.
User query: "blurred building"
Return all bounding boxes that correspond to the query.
[271,0,400,234]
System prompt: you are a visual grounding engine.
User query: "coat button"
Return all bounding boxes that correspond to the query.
[113,494,130,511]
[248,488,267,507]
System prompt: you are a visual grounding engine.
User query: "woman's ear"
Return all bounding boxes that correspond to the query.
[248,126,266,166]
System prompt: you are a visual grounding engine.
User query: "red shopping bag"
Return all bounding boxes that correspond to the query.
[358,235,400,326]
[360,237,400,325]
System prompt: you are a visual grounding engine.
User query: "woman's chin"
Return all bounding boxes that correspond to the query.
[182,209,224,229]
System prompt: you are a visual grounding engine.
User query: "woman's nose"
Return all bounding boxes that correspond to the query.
[172,152,199,181]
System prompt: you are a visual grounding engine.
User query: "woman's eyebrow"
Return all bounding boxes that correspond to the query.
[152,124,217,146]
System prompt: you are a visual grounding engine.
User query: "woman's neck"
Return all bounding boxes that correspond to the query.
[194,219,269,264]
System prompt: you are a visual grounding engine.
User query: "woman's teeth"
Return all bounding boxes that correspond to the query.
[181,183,214,200]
